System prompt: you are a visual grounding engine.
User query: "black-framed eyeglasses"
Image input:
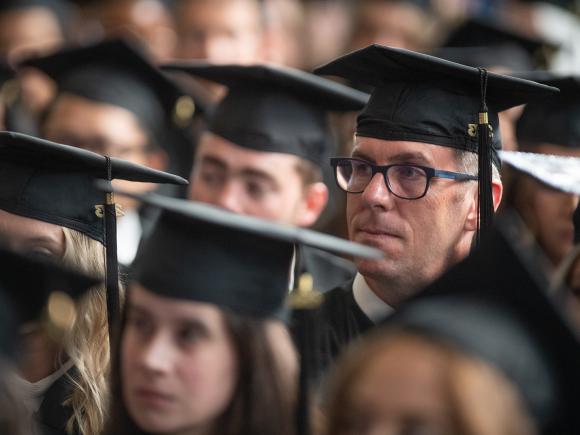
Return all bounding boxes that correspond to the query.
[330,157,478,200]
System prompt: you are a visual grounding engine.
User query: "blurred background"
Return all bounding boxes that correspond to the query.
[2,0,579,120]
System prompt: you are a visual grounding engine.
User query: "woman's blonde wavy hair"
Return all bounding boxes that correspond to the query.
[60,227,122,435]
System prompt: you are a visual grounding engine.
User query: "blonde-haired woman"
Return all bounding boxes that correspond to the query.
[0,132,186,434]
[53,228,110,435]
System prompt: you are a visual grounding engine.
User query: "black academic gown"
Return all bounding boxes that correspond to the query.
[317,282,374,371]
[294,246,356,293]
[292,280,374,385]
[36,368,77,435]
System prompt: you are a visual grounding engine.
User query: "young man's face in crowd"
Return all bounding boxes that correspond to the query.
[189,132,327,227]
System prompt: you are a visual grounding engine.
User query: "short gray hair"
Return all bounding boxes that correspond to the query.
[455,149,501,183]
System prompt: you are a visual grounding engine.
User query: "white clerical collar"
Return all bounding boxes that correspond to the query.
[117,209,142,265]
[352,273,394,324]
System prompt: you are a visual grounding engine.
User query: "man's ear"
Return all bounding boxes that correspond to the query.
[492,179,503,212]
[465,179,504,231]
[295,182,329,227]
[464,185,479,232]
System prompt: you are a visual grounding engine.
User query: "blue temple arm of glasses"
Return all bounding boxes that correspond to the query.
[433,169,478,181]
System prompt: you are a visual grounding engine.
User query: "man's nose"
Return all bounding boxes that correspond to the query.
[361,172,395,210]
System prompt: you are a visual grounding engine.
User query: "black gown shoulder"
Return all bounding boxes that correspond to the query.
[318,281,374,367]
[292,280,374,384]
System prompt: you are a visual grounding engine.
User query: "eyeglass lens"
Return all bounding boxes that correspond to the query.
[336,160,428,199]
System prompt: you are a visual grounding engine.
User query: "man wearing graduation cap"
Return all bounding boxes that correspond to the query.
[162,62,369,291]
[310,44,557,372]
[22,38,198,265]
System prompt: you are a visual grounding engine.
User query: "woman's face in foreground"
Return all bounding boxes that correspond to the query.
[121,283,238,435]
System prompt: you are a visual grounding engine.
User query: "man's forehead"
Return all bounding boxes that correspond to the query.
[351,137,458,165]
[197,131,302,170]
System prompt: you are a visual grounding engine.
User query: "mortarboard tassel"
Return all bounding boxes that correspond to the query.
[288,273,323,435]
[104,157,121,353]
[477,68,494,245]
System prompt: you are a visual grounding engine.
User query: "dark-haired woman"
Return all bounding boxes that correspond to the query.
[103,195,302,435]
[107,283,297,435]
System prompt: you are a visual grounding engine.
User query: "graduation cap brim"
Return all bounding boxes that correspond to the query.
[95,181,383,261]
[499,150,580,195]
[161,62,369,111]
[314,44,558,111]
[386,212,580,432]
[513,72,580,98]
[0,131,187,185]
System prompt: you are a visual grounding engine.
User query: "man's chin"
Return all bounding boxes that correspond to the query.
[352,231,405,252]
[355,258,403,282]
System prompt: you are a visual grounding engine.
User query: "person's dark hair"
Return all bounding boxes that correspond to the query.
[294,158,323,187]
[104,308,296,435]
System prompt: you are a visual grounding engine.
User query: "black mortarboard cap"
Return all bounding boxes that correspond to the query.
[0,131,188,348]
[441,17,555,70]
[314,44,558,240]
[161,62,369,168]
[386,214,580,434]
[499,150,580,195]
[100,186,382,317]
[22,39,198,147]
[0,249,99,359]
[0,131,187,244]
[516,74,580,150]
